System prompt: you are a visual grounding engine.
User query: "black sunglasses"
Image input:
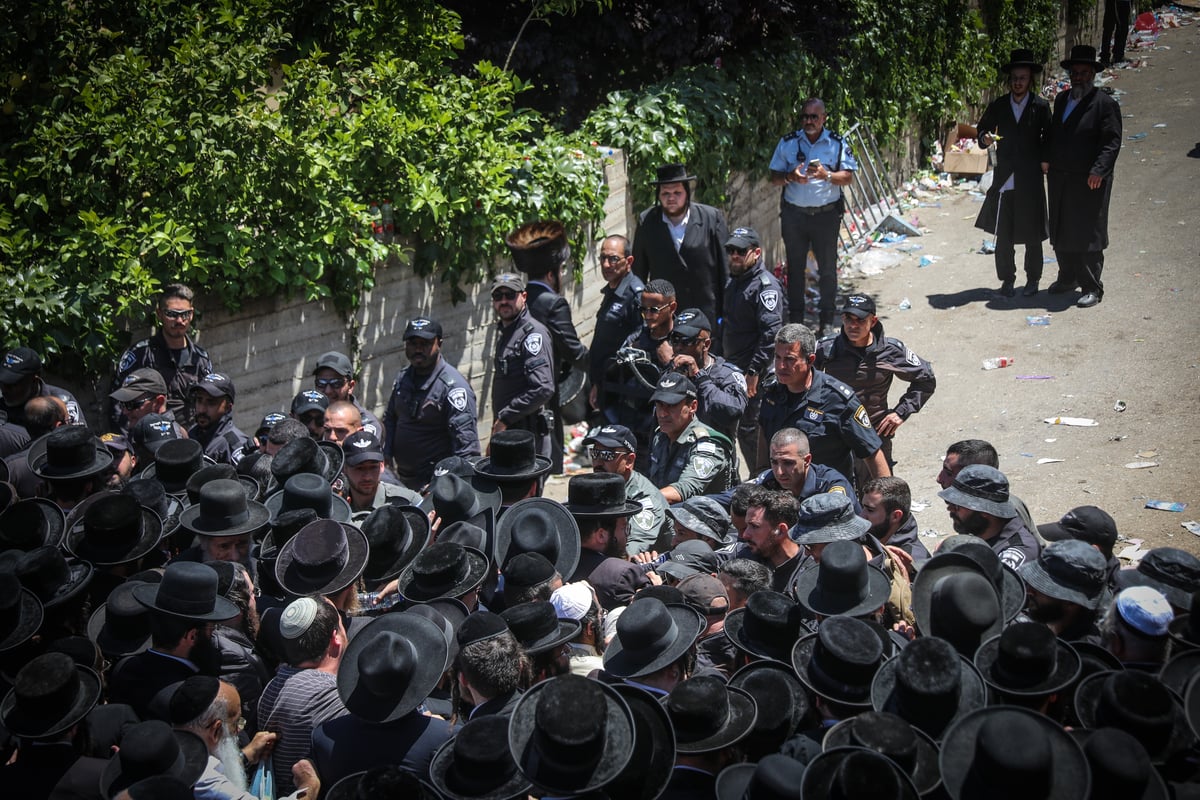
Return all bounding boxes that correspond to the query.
[492,290,519,301]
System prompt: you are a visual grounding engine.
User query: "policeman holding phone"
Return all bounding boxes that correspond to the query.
[769,98,858,337]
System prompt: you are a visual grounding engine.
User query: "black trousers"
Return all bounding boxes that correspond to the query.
[781,203,841,324]
[1101,0,1133,61]
[1054,250,1105,296]
[737,393,763,478]
[994,192,1044,283]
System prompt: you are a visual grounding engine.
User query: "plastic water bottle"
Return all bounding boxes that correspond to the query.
[981,357,1015,370]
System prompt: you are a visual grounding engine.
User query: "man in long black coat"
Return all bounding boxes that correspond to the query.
[632,164,729,330]
[1046,45,1122,309]
[975,48,1052,298]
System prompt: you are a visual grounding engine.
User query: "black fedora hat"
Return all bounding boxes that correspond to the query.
[509,674,634,795]
[394,541,489,603]
[931,536,1025,622]
[439,521,493,567]
[473,429,551,482]
[16,546,93,609]
[28,426,113,480]
[1074,670,1194,764]
[179,478,271,537]
[132,562,238,622]
[506,220,570,275]
[792,615,886,709]
[501,600,580,656]
[99,720,208,798]
[801,746,920,800]
[65,492,163,567]
[88,579,153,659]
[602,596,703,679]
[939,705,1090,799]
[275,519,369,597]
[824,712,941,796]
[0,651,101,738]
[263,472,351,523]
[185,463,261,505]
[360,504,428,585]
[1168,591,1200,652]
[974,622,1081,699]
[1060,43,1104,71]
[563,472,642,518]
[792,540,891,618]
[258,508,320,556]
[430,715,533,800]
[728,660,811,754]
[404,598,468,673]
[715,753,807,800]
[605,683,677,800]
[871,635,988,740]
[725,590,804,663]
[494,497,580,580]
[420,471,501,532]
[1001,47,1044,73]
[143,438,207,494]
[0,570,43,653]
[269,437,338,487]
[123,478,184,538]
[1078,727,1169,800]
[1159,648,1200,699]
[0,497,66,551]
[663,674,758,754]
[915,570,1001,658]
[337,612,449,722]
[652,163,698,185]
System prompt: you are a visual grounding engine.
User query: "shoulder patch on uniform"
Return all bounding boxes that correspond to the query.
[731,370,747,394]
[759,274,771,286]
[362,422,379,437]
[999,547,1026,570]
[524,333,543,356]
[448,387,469,412]
[827,486,847,495]
[853,404,872,428]
[905,347,921,366]
[828,131,844,141]
[695,441,720,456]
[133,339,149,348]
[758,290,779,312]
[834,381,856,399]
[118,350,137,373]
[609,301,623,315]
[691,454,720,480]
[804,407,824,422]
[632,508,657,531]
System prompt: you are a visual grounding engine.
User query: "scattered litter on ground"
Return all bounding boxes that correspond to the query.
[911,501,930,512]
[1146,500,1187,512]
[1109,435,1127,441]
[1128,132,1149,140]
[1126,461,1160,469]
[898,297,912,310]
[1017,375,1055,380]
[1136,450,1158,459]
[1154,123,1168,128]
[1026,315,1052,326]
[1183,522,1200,537]
[1037,458,1065,464]
[1117,543,1148,563]
[1044,417,1099,426]
[1045,438,1057,442]
[1113,400,1127,412]
[849,249,904,276]
[979,240,996,254]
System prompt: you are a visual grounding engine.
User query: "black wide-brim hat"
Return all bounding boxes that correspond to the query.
[179,479,272,537]
[64,491,164,567]
[0,657,101,738]
[563,472,642,518]
[16,546,94,610]
[0,497,67,551]
[0,578,43,653]
[939,705,1090,800]
[1160,648,1200,699]
[602,599,704,679]
[87,580,153,659]
[360,503,429,585]
[275,520,370,597]
[1060,44,1104,71]
[509,675,635,796]
[715,755,806,800]
[494,497,581,580]
[337,612,449,723]
[652,163,698,185]
[1001,47,1044,73]
[724,590,803,663]
[792,626,885,709]
[1071,727,1169,800]
[429,715,534,800]
[394,542,489,603]
[792,558,892,619]
[663,680,758,754]
[911,551,1006,638]
[824,712,941,796]
[974,631,1082,698]
[1074,670,1194,764]
[419,470,502,530]
[99,725,208,799]
[871,646,988,740]
[605,683,677,800]
[802,746,921,800]
[132,562,239,622]
[473,430,552,483]
[27,428,113,481]
[729,660,811,741]
[263,479,352,523]
[920,543,1025,623]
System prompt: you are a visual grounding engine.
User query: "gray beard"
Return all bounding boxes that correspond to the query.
[216,730,248,791]
[1070,80,1093,99]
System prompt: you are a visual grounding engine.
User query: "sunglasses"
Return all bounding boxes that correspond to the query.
[725,246,749,256]
[161,308,194,320]
[120,395,151,412]
[588,447,630,462]
[640,304,671,316]
[315,377,347,389]
[801,113,822,120]
[492,290,519,301]
[669,333,707,346]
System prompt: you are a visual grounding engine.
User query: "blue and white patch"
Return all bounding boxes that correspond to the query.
[905,347,921,367]
[731,371,747,394]
[695,441,721,456]
[853,404,872,428]
[804,407,824,422]
[524,333,544,356]
[759,290,779,312]
[362,422,380,437]
[609,302,623,316]
[448,387,469,412]
[65,400,83,425]
[118,350,137,374]
[692,455,720,480]
[999,547,1026,570]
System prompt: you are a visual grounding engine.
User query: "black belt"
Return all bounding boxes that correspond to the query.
[787,200,839,215]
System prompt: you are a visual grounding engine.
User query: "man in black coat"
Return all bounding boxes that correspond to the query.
[1046,45,1122,309]
[975,48,1052,298]
[632,164,729,330]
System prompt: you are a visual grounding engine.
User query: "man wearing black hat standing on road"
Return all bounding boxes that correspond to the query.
[1046,44,1122,308]
[489,273,556,466]
[975,48,1052,298]
[189,373,248,466]
[383,316,480,491]
[632,163,730,329]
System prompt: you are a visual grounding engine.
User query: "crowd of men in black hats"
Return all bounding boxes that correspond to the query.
[1,157,1198,796]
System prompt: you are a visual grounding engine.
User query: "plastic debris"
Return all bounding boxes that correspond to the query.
[1136,450,1158,459]
[1044,417,1099,426]
[850,250,904,276]
[1113,400,1127,412]
[1117,543,1147,563]
[898,297,912,311]
[1125,461,1159,469]
[979,240,996,254]
[1128,132,1148,140]
[919,256,934,267]
[1026,315,1052,326]
[878,213,923,237]
[981,357,1014,370]
[1154,123,1168,128]
[1037,458,1065,464]
[1017,375,1055,380]
[1045,438,1057,442]
[1146,500,1187,512]
[1183,522,1200,537]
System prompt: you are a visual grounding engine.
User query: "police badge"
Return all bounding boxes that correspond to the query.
[759,290,779,312]
[448,387,469,412]
[524,333,543,356]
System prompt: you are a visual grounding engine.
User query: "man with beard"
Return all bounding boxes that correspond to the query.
[339,429,419,513]
[189,373,248,466]
[175,677,320,800]
[589,234,645,409]
[290,389,329,440]
[1018,539,1109,644]
[310,351,383,442]
[1046,45,1122,308]
[109,562,237,719]
[564,472,649,605]
[489,273,556,465]
[383,316,479,491]
[935,438,1038,538]
[179,479,271,573]
[860,476,930,567]
[737,488,803,594]
[210,562,271,734]
[582,425,669,556]
[938,464,1040,571]
[0,345,83,427]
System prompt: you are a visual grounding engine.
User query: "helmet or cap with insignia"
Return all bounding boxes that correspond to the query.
[650,372,698,405]
[403,317,443,341]
[725,227,760,249]
[841,294,877,319]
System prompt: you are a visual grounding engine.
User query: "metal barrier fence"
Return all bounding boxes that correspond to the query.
[838,122,902,252]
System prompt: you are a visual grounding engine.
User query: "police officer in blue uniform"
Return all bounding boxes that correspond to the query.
[719,226,786,474]
[187,373,248,465]
[110,283,213,431]
[490,273,556,464]
[589,234,644,407]
[311,351,384,444]
[382,316,481,491]
[0,346,83,428]
[758,324,888,485]
[769,99,858,336]
[667,308,746,475]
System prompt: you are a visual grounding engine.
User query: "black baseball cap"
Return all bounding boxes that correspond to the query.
[291,390,329,416]
[190,373,235,402]
[725,227,760,249]
[673,309,712,339]
[841,294,877,319]
[404,318,443,341]
[582,425,637,453]
[491,273,526,293]
[342,430,385,466]
[1038,506,1118,553]
[110,369,168,402]
[131,413,181,455]
[0,347,42,384]
[313,351,354,377]
[650,373,698,405]
[255,412,288,439]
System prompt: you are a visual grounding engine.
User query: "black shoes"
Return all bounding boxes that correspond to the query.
[1047,281,1078,295]
[1022,281,1040,297]
[997,280,1016,298]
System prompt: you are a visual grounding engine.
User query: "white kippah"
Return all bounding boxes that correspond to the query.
[551,582,594,621]
[1116,586,1173,637]
[280,597,320,639]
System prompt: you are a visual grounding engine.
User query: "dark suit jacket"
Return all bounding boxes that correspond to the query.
[107,650,198,720]
[0,743,91,800]
[310,710,454,786]
[660,766,718,800]
[975,93,1051,243]
[48,755,107,800]
[1046,86,1122,251]
[526,281,588,383]
[633,202,729,327]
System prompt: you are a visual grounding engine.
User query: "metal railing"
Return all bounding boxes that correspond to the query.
[838,122,902,252]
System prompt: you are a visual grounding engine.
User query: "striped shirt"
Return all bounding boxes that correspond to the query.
[257,666,348,795]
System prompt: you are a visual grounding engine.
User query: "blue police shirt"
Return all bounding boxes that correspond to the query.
[769,128,858,208]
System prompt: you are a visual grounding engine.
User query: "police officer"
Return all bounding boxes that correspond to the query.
[291,389,329,439]
[588,234,644,409]
[757,427,859,511]
[489,274,556,464]
[719,226,786,473]
[0,346,83,428]
[816,293,935,479]
[583,424,670,556]
[647,373,733,503]
[339,429,421,515]
[667,308,746,474]
[310,351,383,443]
[621,278,677,371]
[382,316,481,491]
[507,221,589,475]
[938,464,1041,570]
[110,283,213,431]
[758,324,888,484]
[187,373,248,465]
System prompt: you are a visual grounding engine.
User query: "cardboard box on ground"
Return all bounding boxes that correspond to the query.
[943,123,989,175]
